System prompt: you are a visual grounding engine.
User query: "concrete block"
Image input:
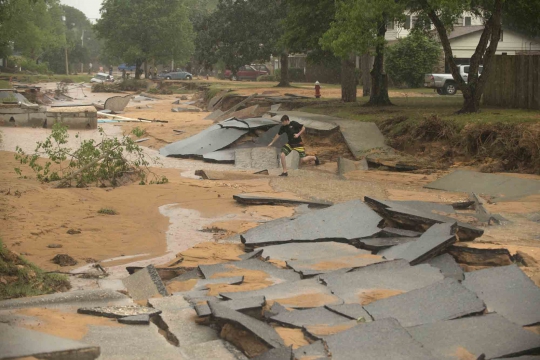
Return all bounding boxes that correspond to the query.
[338,157,358,176]
[280,150,300,170]
[122,264,168,301]
[235,147,279,169]
[0,323,100,360]
[46,106,98,130]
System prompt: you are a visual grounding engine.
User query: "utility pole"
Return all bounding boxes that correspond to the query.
[65,47,69,75]
[80,29,85,73]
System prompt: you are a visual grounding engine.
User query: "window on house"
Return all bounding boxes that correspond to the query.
[387,20,395,30]
[404,15,411,30]
[465,17,472,26]
[454,17,463,26]
[499,30,504,41]
[411,16,418,28]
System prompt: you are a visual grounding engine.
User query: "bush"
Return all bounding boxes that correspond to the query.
[14,123,167,187]
[11,56,49,74]
[98,208,118,215]
[92,83,121,93]
[386,32,441,88]
[257,74,277,82]
[118,79,149,91]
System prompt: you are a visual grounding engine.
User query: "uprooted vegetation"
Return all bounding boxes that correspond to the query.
[14,123,168,187]
[92,79,149,93]
[378,115,540,174]
[0,240,70,300]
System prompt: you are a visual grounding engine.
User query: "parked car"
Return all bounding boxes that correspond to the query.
[118,64,137,72]
[424,65,483,95]
[251,64,271,73]
[90,72,114,83]
[224,65,268,81]
[157,71,193,80]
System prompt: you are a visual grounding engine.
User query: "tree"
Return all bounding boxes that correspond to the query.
[386,32,441,88]
[0,0,65,62]
[95,0,194,79]
[407,0,503,113]
[194,0,288,84]
[321,0,405,105]
[283,0,359,101]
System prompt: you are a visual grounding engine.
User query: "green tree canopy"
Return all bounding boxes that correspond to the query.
[0,0,65,61]
[94,0,194,78]
[386,32,441,88]
[321,0,405,105]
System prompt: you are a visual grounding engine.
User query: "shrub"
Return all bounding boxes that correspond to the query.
[11,56,49,74]
[131,127,146,138]
[92,83,121,93]
[118,79,149,91]
[98,208,118,215]
[14,123,167,187]
[386,32,441,88]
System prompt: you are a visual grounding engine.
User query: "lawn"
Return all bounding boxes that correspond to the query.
[0,72,92,84]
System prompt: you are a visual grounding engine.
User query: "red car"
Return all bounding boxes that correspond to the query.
[224,65,268,81]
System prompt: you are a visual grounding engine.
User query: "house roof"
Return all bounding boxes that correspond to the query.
[446,25,485,40]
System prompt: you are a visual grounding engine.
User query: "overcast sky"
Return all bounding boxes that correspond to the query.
[60,0,103,22]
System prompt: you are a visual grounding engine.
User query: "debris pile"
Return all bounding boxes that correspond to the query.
[74,197,540,359]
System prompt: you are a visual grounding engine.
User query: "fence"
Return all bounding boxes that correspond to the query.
[483,55,540,110]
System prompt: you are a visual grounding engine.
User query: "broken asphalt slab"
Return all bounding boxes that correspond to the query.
[448,245,513,267]
[233,193,332,207]
[241,200,383,248]
[425,170,540,201]
[253,346,294,360]
[181,339,248,360]
[159,125,247,157]
[221,278,342,309]
[364,196,483,241]
[324,262,444,304]
[208,301,285,349]
[193,276,244,291]
[364,278,485,327]
[0,323,100,360]
[77,305,161,318]
[325,303,372,321]
[378,222,457,265]
[218,117,276,130]
[407,313,540,360]
[207,90,229,111]
[270,307,352,328]
[462,265,540,326]
[269,112,339,135]
[381,227,423,238]
[198,258,300,286]
[195,296,266,317]
[294,341,329,360]
[423,253,464,281]
[259,241,384,277]
[118,314,151,325]
[324,318,436,360]
[0,289,130,310]
[149,296,219,347]
[104,94,132,112]
[122,264,168,301]
[354,236,419,251]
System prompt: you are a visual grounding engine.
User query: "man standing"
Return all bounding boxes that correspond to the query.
[268,115,320,176]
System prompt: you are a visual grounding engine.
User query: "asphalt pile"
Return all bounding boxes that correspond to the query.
[95,196,540,359]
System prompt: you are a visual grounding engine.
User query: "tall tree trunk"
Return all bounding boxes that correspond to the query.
[366,20,392,106]
[144,61,148,79]
[361,53,372,97]
[421,0,502,113]
[277,51,290,87]
[135,60,141,79]
[341,54,357,102]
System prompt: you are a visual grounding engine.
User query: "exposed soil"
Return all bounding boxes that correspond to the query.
[274,327,310,349]
[15,308,122,340]
[358,289,405,305]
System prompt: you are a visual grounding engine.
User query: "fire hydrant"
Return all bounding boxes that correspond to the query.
[315,81,321,98]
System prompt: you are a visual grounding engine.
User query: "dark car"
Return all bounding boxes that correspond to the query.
[118,64,137,71]
[224,65,268,81]
[157,71,193,80]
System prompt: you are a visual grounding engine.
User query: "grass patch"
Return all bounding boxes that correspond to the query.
[0,80,11,88]
[1,73,92,84]
[98,208,118,215]
[0,239,70,300]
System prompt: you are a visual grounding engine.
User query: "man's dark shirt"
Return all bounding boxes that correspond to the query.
[278,121,303,146]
